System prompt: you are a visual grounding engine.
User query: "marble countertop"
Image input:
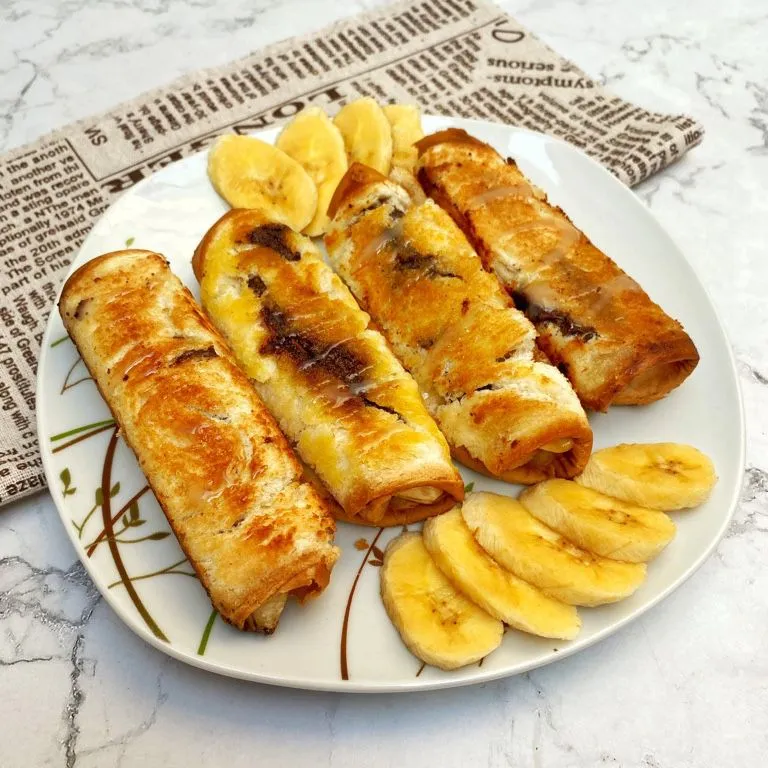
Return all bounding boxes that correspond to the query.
[2,0,767,765]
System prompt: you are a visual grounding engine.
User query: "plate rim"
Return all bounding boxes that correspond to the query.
[36,114,746,693]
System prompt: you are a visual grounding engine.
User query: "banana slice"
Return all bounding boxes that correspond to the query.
[389,166,426,205]
[520,480,676,563]
[541,439,574,454]
[383,104,423,171]
[333,97,393,175]
[395,486,443,504]
[276,108,348,236]
[576,443,717,511]
[207,135,317,231]
[380,532,503,670]
[423,509,581,640]
[461,492,646,607]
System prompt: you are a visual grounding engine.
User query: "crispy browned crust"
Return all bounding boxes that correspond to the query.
[297,454,459,527]
[327,163,388,220]
[414,128,485,154]
[452,437,590,485]
[193,211,464,526]
[416,130,699,411]
[332,494,458,528]
[59,250,339,630]
[325,167,593,483]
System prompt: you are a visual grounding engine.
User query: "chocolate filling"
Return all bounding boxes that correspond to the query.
[247,274,267,297]
[260,302,410,423]
[247,224,300,261]
[172,346,218,366]
[511,290,597,342]
[394,245,461,280]
[356,195,395,217]
[260,303,367,384]
[346,199,405,229]
[360,396,405,422]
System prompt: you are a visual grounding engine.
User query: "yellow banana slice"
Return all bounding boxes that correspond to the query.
[461,492,646,607]
[395,486,443,504]
[207,135,317,231]
[423,509,581,639]
[520,480,676,563]
[276,107,348,236]
[380,532,503,670]
[333,97,393,175]
[383,103,423,171]
[576,443,717,511]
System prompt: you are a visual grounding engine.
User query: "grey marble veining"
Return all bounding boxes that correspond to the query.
[2,0,768,766]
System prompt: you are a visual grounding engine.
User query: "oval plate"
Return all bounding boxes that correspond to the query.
[37,116,744,692]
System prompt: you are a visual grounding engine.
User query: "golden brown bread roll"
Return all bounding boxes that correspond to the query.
[59,250,339,632]
[193,211,464,526]
[325,164,592,484]
[415,129,699,411]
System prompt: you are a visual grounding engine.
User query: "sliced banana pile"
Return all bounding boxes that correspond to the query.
[381,533,503,670]
[206,98,424,237]
[275,107,348,237]
[380,443,716,672]
[423,508,582,640]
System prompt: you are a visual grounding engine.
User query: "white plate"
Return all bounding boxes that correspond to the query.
[37,116,745,692]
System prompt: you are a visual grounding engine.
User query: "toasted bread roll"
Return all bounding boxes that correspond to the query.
[59,250,339,632]
[193,212,464,526]
[415,129,699,411]
[325,164,592,484]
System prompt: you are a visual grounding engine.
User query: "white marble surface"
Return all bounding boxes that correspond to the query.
[1,0,767,765]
